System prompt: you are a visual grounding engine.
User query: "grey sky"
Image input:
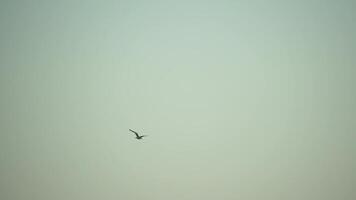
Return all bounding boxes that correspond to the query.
[1,1,355,200]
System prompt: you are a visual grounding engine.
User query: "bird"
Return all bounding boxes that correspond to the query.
[129,129,147,140]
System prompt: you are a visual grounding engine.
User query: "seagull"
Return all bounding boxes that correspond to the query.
[129,129,147,140]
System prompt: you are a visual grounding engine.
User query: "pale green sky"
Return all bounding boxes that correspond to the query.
[1,1,355,200]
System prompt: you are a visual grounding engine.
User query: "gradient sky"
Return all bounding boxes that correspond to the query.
[1,1,355,200]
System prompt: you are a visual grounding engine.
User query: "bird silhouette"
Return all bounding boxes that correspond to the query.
[129,129,147,140]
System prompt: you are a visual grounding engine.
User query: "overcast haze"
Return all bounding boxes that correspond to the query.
[1,1,355,200]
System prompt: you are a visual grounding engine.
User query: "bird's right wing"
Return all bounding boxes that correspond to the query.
[129,129,139,137]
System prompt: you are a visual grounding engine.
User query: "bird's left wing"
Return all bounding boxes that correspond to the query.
[129,129,139,137]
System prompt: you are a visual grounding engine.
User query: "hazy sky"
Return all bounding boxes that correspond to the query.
[1,1,355,200]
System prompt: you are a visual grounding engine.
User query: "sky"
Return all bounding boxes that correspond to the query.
[0,1,355,200]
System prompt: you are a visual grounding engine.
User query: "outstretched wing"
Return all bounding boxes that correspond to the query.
[129,129,140,137]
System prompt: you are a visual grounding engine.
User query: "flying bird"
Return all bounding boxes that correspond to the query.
[129,129,147,140]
